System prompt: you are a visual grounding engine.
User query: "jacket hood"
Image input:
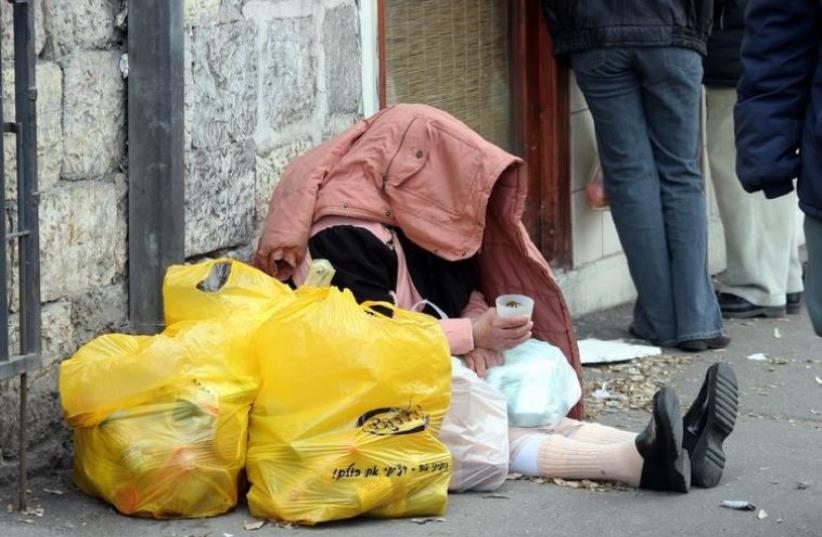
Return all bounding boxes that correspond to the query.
[255,104,583,417]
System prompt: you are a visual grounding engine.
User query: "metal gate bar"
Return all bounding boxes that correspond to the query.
[0,0,42,512]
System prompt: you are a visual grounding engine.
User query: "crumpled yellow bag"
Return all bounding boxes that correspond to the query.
[60,322,258,518]
[60,259,290,519]
[246,287,453,525]
[163,257,291,326]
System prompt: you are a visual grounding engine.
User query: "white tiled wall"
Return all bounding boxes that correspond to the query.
[570,190,603,266]
[561,75,729,316]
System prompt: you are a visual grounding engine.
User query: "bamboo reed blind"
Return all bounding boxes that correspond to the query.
[383,0,513,151]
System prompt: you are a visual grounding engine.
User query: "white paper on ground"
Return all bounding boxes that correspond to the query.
[578,338,662,365]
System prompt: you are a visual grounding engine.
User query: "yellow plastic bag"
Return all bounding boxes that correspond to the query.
[60,321,258,518]
[246,287,453,524]
[163,258,291,327]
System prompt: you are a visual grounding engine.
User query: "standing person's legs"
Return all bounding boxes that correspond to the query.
[636,48,724,345]
[572,48,678,346]
[804,215,822,336]
[706,87,802,316]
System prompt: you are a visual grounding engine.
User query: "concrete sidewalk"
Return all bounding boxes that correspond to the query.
[2,304,821,537]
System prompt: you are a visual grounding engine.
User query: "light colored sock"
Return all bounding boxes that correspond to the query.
[550,418,637,444]
[508,426,535,446]
[535,434,643,487]
[509,434,543,476]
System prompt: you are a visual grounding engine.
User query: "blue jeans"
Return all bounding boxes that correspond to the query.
[572,47,723,346]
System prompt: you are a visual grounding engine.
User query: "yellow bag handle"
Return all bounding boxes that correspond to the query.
[360,300,400,319]
[360,300,442,329]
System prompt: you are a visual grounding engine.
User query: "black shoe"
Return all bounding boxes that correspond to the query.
[683,363,739,488]
[677,335,731,353]
[627,324,663,346]
[786,292,803,315]
[628,324,649,341]
[717,292,785,319]
[636,388,691,493]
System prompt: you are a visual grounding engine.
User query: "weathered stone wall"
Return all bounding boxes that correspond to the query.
[184,0,362,259]
[0,0,128,482]
[0,0,362,482]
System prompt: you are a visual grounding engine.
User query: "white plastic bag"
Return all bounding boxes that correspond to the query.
[439,358,509,492]
[486,340,582,428]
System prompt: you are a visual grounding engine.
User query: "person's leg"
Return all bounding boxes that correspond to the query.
[510,388,690,491]
[636,48,723,344]
[707,86,800,314]
[509,427,641,485]
[535,435,643,486]
[805,215,822,336]
[572,48,677,346]
[535,418,636,444]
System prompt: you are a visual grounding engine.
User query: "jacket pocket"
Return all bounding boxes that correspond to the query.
[383,117,429,186]
[386,120,481,220]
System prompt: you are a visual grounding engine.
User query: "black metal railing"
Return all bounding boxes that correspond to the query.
[0,0,42,511]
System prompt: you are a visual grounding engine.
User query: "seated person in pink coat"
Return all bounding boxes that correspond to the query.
[255,104,739,493]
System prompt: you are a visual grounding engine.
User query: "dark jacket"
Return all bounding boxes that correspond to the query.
[541,0,716,56]
[703,0,747,87]
[734,0,822,219]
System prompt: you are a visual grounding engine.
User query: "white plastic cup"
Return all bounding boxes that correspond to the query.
[495,294,535,320]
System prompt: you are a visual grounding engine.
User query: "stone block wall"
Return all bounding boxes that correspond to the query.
[0,0,127,482]
[0,0,362,482]
[0,0,128,482]
[184,0,362,260]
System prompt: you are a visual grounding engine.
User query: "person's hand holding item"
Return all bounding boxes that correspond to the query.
[462,347,504,378]
[471,307,532,352]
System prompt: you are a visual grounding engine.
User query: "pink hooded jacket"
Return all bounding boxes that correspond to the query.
[255,104,583,418]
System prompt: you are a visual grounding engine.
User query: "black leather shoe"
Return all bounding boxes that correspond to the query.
[628,324,658,345]
[717,292,785,319]
[683,363,739,488]
[677,335,731,353]
[787,292,803,315]
[636,388,691,493]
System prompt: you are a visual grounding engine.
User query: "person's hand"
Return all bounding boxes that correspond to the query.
[462,348,504,378]
[471,307,532,351]
[253,245,296,281]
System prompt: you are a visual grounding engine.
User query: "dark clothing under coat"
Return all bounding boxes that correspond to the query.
[734,0,822,219]
[540,0,717,56]
[307,225,476,319]
[703,0,748,87]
